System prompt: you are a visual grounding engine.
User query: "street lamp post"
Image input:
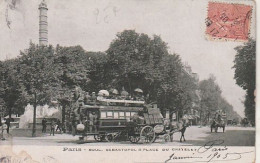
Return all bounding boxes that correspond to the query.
[32,91,37,137]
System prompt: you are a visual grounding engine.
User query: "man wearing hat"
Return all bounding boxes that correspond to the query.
[90,92,96,104]
[89,112,97,133]
[42,118,47,133]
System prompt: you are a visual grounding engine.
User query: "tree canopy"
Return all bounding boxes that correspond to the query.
[199,75,241,123]
[105,30,198,116]
[0,30,240,122]
[233,39,256,125]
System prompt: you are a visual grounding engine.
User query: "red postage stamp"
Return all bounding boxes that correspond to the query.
[206,2,252,41]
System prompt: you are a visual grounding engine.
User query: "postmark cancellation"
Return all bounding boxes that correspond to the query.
[206,2,252,41]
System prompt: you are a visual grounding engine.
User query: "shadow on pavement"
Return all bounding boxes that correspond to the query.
[181,129,255,146]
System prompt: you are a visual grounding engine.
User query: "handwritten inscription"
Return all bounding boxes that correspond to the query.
[93,5,119,24]
[165,140,253,163]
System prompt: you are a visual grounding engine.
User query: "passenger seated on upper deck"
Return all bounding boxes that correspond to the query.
[121,90,129,99]
[110,89,119,98]
[97,94,104,101]
[117,96,123,100]
[109,94,116,99]
[135,95,144,101]
[90,92,97,103]
[125,95,131,100]
[84,92,91,103]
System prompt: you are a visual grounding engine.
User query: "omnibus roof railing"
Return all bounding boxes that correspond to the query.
[97,99,145,104]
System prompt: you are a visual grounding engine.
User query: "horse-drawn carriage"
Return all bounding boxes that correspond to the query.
[210,111,226,133]
[71,87,188,144]
[76,100,172,144]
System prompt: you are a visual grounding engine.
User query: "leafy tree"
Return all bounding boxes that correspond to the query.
[218,97,241,120]
[199,75,222,123]
[17,43,56,136]
[198,74,241,124]
[156,55,197,118]
[18,43,55,104]
[54,45,90,90]
[106,30,173,96]
[106,30,156,93]
[0,61,5,108]
[86,51,108,92]
[106,30,171,99]
[53,45,95,129]
[105,30,197,119]
[0,59,25,118]
[233,39,256,125]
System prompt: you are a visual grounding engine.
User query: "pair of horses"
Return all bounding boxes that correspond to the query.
[164,119,189,142]
[211,119,225,133]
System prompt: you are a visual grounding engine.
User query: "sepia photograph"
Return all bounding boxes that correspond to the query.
[0,0,257,162]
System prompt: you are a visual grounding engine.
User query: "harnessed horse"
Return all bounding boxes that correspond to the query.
[164,119,189,142]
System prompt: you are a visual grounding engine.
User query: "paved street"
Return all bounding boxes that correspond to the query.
[1,126,255,146]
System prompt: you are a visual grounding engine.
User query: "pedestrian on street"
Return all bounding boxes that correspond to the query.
[84,117,88,133]
[5,118,10,134]
[93,112,98,133]
[50,120,55,136]
[1,123,7,140]
[71,118,77,136]
[42,118,47,133]
[56,119,62,134]
[89,112,97,133]
[89,112,94,133]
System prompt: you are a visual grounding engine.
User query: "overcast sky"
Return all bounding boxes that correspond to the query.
[0,0,256,117]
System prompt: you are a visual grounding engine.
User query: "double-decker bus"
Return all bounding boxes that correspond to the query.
[76,97,146,142]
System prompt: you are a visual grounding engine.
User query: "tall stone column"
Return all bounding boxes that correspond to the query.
[39,0,48,46]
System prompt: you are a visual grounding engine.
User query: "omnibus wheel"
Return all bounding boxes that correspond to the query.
[77,136,85,144]
[152,136,158,143]
[94,134,105,142]
[106,134,114,142]
[129,135,140,143]
[164,134,170,142]
[140,126,155,144]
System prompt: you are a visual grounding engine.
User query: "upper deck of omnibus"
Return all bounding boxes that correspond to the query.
[83,96,145,107]
[81,97,146,120]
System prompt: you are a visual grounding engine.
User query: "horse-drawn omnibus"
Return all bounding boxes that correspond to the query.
[77,98,146,142]
[76,98,189,143]
[71,88,189,144]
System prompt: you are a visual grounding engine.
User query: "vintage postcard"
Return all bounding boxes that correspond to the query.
[0,0,257,162]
